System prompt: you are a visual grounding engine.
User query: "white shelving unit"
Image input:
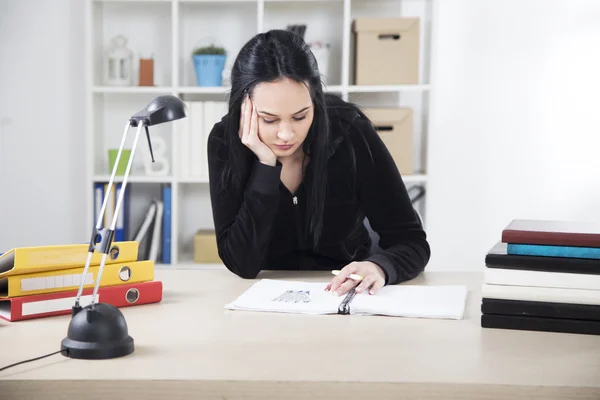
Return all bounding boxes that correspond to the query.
[84,0,435,266]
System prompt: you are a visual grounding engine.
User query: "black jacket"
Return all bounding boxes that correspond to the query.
[207,100,430,285]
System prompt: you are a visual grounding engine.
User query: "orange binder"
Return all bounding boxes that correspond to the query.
[0,241,139,278]
[0,280,163,322]
[0,260,154,298]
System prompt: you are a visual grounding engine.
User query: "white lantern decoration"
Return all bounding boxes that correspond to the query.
[106,35,133,86]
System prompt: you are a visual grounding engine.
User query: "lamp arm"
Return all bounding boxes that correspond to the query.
[72,120,147,310]
[91,121,145,304]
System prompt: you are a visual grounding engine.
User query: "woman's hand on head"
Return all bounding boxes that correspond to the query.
[239,95,277,166]
[325,261,386,296]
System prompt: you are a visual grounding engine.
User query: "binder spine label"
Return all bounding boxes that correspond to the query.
[21,272,94,293]
[338,288,357,315]
[22,294,97,316]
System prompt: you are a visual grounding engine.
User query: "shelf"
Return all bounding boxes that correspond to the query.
[177,176,210,183]
[178,1,258,88]
[93,0,171,2]
[175,86,229,94]
[180,0,257,3]
[348,84,430,93]
[92,86,174,94]
[91,85,426,94]
[86,0,435,265]
[94,0,345,2]
[324,85,344,92]
[93,175,173,183]
[265,0,345,2]
[92,174,425,184]
[403,174,428,183]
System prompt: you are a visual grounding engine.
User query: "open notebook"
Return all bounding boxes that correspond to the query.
[225,279,469,320]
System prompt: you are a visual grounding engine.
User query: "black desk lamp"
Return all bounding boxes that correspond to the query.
[60,95,187,360]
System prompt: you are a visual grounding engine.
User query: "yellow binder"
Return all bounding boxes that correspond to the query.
[0,241,139,279]
[0,260,154,298]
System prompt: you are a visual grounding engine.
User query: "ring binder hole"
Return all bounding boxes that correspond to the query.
[125,288,139,304]
[109,246,120,260]
[119,266,132,281]
[378,34,400,40]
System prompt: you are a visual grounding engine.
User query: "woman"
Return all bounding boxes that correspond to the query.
[207,29,430,296]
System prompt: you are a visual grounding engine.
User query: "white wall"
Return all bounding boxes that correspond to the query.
[426,0,600,270]
[0,0,86,250]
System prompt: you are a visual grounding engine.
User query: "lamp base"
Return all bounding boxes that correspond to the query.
[61,302,134,360]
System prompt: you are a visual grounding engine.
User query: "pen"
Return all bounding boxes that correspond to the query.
[332,270,363,281]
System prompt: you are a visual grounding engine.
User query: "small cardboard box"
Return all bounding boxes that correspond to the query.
[193,230,221,263]
[363,107,413,175]
[353,17,420,85]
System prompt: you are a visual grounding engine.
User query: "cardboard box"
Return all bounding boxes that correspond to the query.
[353,17,420,85]
[193,230,221,263]
[363,107,413,175]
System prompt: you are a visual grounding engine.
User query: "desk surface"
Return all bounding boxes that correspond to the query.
[1,267,600,400]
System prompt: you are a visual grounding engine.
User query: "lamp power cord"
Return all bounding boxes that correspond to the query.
[0,349,68,372]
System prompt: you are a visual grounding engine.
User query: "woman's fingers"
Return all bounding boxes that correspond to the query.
[241,97,252,144]
[355,275,376,294]
[249,103,258,142]
[369,279,385,295]
[334,278,359,296]
[238,98,245,138]
[329,263,357,292]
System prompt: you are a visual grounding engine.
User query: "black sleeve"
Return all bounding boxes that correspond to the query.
[352,116,431,285]
[207,125,282,279]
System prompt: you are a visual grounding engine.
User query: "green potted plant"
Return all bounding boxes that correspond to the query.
[192,43,227,87]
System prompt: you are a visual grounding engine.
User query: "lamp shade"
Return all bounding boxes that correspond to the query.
[130,95,188,127]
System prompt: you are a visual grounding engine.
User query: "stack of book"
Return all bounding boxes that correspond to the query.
[0,241,162,322]
[481,219,600,336]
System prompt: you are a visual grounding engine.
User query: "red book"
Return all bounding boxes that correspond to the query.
[502,219,600,247]
[0,280,162,322]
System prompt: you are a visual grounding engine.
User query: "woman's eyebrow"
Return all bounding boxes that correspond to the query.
[258,106,311,116]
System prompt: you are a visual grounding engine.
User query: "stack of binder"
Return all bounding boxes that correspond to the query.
[481,219,600,336]
[0,241,162,322]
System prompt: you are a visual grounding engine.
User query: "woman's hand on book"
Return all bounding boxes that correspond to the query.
[326,261,386,296]
[239,94,277,166]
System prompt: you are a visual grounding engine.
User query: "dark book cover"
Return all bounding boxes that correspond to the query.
[481,314,600,336]
[501,219,600,247]
[485,241,600,274]
[481,298,600,321]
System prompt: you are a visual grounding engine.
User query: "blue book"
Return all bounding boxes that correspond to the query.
[507,243,600,259]
[161,185,172,264]
[114,182,128,241]
[93,182,104,226]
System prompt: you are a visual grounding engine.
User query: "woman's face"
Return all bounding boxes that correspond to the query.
[250,77,314,160]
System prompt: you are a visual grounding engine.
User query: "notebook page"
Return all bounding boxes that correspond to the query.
[225,279,342,315]
[350,285,468,320]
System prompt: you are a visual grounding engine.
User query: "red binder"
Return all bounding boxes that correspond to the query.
[0,280,162,322]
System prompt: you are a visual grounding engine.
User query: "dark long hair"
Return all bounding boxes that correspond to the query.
[218,29,335,249]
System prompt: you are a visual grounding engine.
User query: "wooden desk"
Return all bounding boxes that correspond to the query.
[1,268,600,400]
